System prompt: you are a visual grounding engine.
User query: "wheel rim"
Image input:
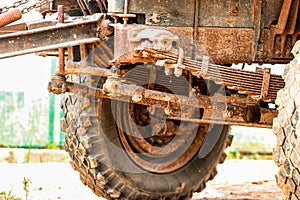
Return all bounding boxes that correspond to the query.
[116,102,208,173]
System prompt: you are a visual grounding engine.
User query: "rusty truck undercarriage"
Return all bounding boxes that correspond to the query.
[0,0,300,199]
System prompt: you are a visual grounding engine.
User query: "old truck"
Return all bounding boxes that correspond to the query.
[0,0,299,199]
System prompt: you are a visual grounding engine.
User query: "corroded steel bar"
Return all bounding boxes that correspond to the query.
[167,116,273,129]
[57,5,65,75]
[0,9,22,28]
[59,80,276,127]
[0,14,105,59]
[57,48,65,75]
[64,64,117,77]
[58,5,65,23]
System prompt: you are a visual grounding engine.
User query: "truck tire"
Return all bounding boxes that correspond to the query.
[273,41,300,199]
[61,75,233,199]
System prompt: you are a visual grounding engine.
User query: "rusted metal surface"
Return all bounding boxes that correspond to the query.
[1,0,296,65]
[0,0,296,65]
[199,0,254,28]
[192,0,199,59]
[0,0,296,131]
[48,75,66,95]
[114,24,255,65]
[262,0,300,63]
[260,68,271,100]
[0,20,61,35]
[272,0,293,35]
[77,0,108,15]
[57,48,65,75]
[117,103,208,173]
[0,23,27,34]
[57,5,65,76]
[65,64,117,77]
[78,0,100,15]
[128,0,195,26]
[58,5,65,23]
[253,0,263,61]
[196,28,254,64]
[38,0,80,14]
[48,76,276,128]
[113,47,284,102]
[0,14,107,59]
[110,0,298,64]
[0,9,22,28]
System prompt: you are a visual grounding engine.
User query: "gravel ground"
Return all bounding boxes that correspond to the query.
[0,158,283,200]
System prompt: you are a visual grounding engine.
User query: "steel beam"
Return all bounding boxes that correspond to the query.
[48,75,276,128]
[0,14,106,59]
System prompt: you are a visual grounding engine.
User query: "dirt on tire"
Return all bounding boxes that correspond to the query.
[273,41,300,199]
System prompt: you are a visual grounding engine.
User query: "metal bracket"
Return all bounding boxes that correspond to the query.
[260,68,271,100]
[174,47,184,77]
[48,75,67,95]
[201,55,210,77]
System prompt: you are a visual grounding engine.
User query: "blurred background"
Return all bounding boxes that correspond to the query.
[0,55,63,149]
[0,0,62,149]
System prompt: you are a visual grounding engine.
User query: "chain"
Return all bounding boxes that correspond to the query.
[0,0,49,14]
[21,0,49,14]
[0,0,30,13]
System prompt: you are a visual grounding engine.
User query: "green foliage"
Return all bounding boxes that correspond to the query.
[226,127,275,160]
[46,142,59,150]
[0,189,15,200]
[24,144,32,163]
[226,150,273,160]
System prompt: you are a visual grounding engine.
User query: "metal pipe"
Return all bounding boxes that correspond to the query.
[123,0,129,25]
[0,9,22,28]
[124,0,128,14]
[57,48,65,75]
[58,5,64,23]
[49,0,54,10]
[57,5,65,75]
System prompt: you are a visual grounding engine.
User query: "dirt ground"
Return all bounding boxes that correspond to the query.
[193,159,283,200]
[0,150,283,200]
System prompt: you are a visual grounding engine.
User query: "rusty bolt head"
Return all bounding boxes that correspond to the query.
[132,94,143,103]
[100,19,114,37]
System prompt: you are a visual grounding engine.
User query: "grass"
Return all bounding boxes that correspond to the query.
[0,178,34,200]
[23,177,31,200]
[226,141,274,160]
[225,127,275,160]
[226,151,273,160]
[0,148,70,164]
[0,189,16,200]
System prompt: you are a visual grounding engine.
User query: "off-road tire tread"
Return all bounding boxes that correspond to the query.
[273,49,300,200]
[61,75,233,200]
